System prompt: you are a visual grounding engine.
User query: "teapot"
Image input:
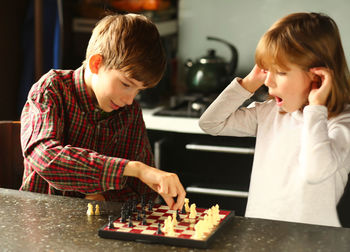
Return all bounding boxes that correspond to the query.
[185,36,238,93]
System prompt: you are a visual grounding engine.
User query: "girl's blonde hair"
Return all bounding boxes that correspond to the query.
[255,12,350,118]
[83,13,166,87]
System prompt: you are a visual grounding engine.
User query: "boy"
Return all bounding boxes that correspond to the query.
[20,14,185,210]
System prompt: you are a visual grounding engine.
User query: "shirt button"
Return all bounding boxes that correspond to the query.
[94,108,99,112]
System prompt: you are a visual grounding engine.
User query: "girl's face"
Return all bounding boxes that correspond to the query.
[263,63,313,113]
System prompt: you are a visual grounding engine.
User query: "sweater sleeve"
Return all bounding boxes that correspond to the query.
[21,80,127,194]
[198,78,258,137]
[300,105,350,184]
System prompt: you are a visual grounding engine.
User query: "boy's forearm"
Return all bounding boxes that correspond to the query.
[123,161,142,177]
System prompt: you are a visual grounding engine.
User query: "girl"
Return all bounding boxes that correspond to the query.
[199,12,350,227]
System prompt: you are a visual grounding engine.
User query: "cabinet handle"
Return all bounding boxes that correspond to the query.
[186,186,249,198]
[185,144,254,154]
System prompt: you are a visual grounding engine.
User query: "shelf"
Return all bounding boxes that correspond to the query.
[72,17,177,36]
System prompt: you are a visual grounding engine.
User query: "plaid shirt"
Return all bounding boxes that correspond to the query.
[20,67,155,201]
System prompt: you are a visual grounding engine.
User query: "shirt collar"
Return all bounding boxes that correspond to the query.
[73,66,96,112]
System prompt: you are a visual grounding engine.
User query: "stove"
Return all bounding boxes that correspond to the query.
[154,94,219,118]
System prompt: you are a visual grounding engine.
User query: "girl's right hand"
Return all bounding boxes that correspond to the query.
[241,65,267,93]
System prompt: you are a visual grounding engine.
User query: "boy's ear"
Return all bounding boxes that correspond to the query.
[89,54,103,74]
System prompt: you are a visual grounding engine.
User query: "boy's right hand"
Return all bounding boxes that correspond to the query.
[124,161,186,211]
[241,64,267,93]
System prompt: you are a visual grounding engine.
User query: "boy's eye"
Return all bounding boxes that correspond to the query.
[277,71,286,75]
[122,82,130,87]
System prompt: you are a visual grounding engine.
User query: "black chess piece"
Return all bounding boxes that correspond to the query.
[156,222,162,235]
[120,211,127,223]
[108,215,114,229]
[136,210,142,221]
[141,195,146,208]
[176,210,181,221]
[128,217,134,228]
[148,199,153,211]
[142,215,147,225]
[132,199,137,212]
[181,205,186,214]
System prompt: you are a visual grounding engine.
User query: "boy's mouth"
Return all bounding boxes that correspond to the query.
[110,100,120,110]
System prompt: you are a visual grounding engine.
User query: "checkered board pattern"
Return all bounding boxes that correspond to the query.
[98,204,235,248]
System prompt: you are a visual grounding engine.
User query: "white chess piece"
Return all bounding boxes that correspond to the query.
[86,203,94,216]
[189,203,197,218]
[184,198,190,213]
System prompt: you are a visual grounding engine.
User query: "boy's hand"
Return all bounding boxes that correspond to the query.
[241,64,267,93]
[124,161,186,210]
[308,67,333,106]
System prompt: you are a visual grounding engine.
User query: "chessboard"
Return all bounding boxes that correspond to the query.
[98,201,235,248]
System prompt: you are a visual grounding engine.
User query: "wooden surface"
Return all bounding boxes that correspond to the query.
[0,121,23,189]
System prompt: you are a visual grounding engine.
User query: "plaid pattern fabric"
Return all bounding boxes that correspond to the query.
[20,67,155,201]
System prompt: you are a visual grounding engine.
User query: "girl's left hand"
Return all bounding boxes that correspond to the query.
[308,67,333,106]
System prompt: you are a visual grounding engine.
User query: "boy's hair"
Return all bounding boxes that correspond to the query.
[83,13,166,87]
[255,12,350,118]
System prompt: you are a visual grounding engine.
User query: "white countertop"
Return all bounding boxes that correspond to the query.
[142,107,205,134]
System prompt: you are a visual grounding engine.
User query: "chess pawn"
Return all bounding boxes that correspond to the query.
[86,203,94,216]
[172,212,178,226]
[184,198,190,213]
[162,216,172,233]
[189,203,197,218]
[95,204,100,215]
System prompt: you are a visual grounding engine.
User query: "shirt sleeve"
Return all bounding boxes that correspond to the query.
[300,105,350,184]
[104,106,157,201]
[198,77,258,136]
[21,79,127,194]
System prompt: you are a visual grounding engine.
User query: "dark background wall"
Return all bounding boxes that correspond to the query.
[0,1,29,120]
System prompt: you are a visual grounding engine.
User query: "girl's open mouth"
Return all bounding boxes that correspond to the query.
[275,96,283,106]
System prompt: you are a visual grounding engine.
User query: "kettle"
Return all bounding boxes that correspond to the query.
[185,36,238,94]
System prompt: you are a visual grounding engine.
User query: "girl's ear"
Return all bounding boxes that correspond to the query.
[88,54,103,74]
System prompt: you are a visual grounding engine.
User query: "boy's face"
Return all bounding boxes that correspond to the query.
[90,65,146,112]
[263,63,313,113]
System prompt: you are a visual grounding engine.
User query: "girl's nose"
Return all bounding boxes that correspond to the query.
[264,72,275,88]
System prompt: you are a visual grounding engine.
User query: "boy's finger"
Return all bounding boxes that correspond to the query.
[162,195,175,209]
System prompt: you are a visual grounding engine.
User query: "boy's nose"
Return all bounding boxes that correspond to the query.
[123,93,136,105]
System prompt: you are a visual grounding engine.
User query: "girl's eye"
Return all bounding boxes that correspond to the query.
[122,82,130,88]
[277,71,286,75]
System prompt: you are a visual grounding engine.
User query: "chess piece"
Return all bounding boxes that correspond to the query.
[184,198,190,213]
[176,210,181,221]
[95,204,100,215]
[86,203,94,216]
[136,210,141,221]
[108,215,114,229]
[194,220,204,239]
[181,205,186,214]
[142,215,147,225]
[128,217,134,228]
[189,203,197,218]
[148,199,153,211]
[172,212,178,226]
[120,211,127,223]
[157,222,162,235]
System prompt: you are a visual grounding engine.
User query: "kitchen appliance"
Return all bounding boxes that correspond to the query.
[185,36,238,94]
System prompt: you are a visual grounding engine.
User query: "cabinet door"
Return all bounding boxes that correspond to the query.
[147,129,255,215]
